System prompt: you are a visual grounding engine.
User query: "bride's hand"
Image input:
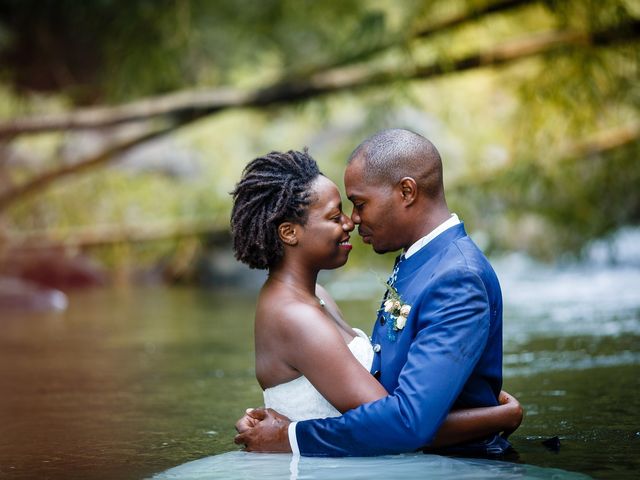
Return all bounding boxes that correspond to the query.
[498,390,524,438]
[235,408,263,433]
[234,408,292,453]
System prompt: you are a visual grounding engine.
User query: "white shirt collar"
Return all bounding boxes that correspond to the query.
[404,213,460,259]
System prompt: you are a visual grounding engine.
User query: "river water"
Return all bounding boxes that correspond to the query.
[1,233,639,479]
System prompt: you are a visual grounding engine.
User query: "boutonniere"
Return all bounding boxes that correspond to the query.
[382,283,412,331]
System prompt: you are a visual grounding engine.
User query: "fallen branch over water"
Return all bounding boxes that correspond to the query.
[0,217,230,253]
[1,20,637,137]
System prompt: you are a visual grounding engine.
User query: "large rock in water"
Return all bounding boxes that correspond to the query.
[1,250,106,290]
[0,251,106,311]
[0,276,68,311]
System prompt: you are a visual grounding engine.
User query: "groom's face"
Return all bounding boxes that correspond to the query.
[344,158,405,254]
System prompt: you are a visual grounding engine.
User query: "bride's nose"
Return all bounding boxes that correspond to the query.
[342,214,354,232]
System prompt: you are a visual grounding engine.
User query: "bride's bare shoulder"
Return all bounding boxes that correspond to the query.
[256,288,337,342]
[315,283,342,312]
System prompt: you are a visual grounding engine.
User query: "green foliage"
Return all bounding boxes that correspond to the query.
[0,0,638,271]
[0,0,191,103]
[0,0,417,103]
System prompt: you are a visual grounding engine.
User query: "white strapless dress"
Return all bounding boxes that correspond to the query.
[263,328,373,421]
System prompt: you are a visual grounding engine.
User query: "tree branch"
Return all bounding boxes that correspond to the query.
[565,122,640,158]
[290,0,536,74]
[0,119,203,211]
[0,1,536,138]
[0,217,229,253]
[1,18,637,138]
[449,122,640,191]
[0,20,637,211]
[0,89,252,139]
[3,123,637,252]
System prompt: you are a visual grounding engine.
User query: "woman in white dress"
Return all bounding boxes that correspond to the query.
[230,149,522,444]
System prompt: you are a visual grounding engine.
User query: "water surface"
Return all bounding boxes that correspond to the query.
[1,253,638,479]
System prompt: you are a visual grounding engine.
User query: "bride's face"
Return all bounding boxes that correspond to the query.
[294,175,354,270]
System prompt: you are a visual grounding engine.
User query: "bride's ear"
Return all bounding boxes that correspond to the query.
[278,222,298,246]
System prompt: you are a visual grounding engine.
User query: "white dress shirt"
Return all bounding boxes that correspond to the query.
[404,213,460,259]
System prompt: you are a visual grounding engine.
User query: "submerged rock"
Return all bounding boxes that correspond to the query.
[0,276,68,312]
[1,250,106,290]
[542,436,561,452]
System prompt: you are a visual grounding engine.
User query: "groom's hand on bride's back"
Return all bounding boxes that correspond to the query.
[234,407,292,453]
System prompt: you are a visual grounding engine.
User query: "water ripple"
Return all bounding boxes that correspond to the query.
[504,350,640,377]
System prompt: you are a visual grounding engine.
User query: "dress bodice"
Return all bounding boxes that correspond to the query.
[263,328,373,421]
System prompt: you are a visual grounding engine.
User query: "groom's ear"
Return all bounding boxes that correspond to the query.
[399,177,418,206]
[278,222,299,246]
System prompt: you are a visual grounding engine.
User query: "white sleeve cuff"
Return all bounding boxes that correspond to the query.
[288,421,300,455]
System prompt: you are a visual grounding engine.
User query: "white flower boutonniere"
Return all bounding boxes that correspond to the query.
[382,282,412,331]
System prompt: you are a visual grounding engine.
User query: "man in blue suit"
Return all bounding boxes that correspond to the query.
[236,128,510,456]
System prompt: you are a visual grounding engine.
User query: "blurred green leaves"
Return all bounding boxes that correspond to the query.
[0,0,638,271]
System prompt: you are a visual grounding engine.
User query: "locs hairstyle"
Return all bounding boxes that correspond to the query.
[230,149,321,269]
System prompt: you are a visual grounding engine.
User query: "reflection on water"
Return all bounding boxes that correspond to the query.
[153,451,591,480]
[1,238,639,479]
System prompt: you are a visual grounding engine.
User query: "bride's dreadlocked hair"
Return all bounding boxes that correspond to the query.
[230,149,321,269]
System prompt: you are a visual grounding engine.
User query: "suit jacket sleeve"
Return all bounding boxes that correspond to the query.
[295,267,491,456]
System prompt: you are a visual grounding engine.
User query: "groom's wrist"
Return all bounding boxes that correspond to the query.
[288,421,299,455]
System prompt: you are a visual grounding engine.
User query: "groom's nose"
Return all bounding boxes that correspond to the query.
[350,209,361,225]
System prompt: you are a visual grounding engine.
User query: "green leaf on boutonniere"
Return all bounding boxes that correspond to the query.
[379,278,411,332]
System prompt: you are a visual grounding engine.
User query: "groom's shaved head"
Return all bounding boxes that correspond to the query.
[348,128,444,199]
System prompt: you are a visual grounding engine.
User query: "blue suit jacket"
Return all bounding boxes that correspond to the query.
[295,223,503,456]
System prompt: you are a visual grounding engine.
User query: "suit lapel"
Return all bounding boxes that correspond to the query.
[396,223,467,282]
